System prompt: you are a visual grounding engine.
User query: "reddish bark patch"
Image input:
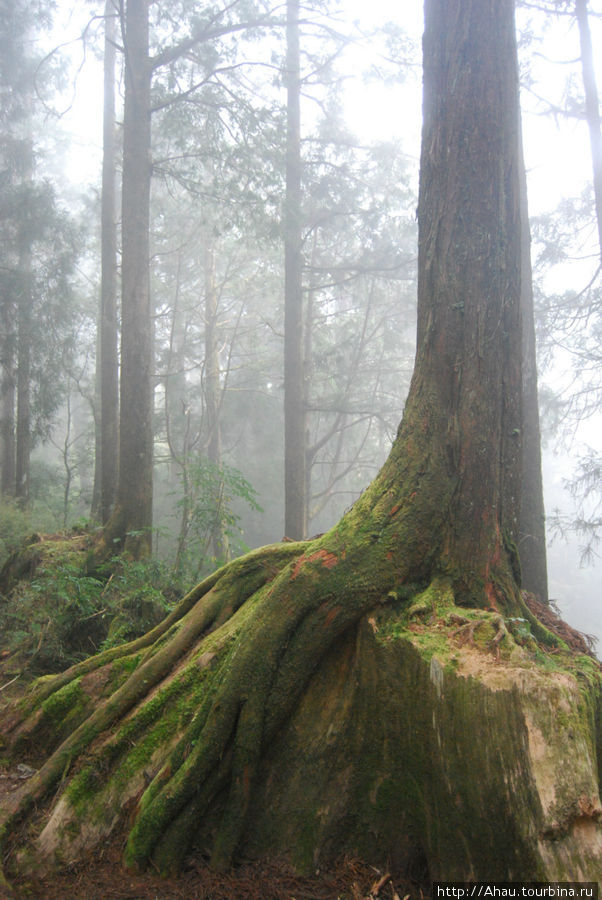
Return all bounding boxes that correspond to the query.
[321,603,343,628]
[291,549,338,580]
[243,764,251,801]
[484,582,499,611]
[290,554,307,580]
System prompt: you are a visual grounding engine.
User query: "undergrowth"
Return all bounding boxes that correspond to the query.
[0,551,177,674]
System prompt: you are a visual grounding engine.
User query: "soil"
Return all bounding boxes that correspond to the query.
[3,854,427,900]
[0,815,427,900]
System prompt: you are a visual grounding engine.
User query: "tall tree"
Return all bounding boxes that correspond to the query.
[0,0,32,499]
[0,0,79,505]
[100,0,282,557]
[98,0,119,525]
[15,158,33,506]
[518,128,549,601]
[203,237,229,562]
[283,0,306,539]
[113,0,153,555]
[2,0,601,887]
[575,0,602,262]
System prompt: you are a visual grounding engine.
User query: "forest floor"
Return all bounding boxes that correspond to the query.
[0,763,428,900]
[0,840,427,900]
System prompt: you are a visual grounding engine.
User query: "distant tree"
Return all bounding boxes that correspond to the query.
[203,237,230,561]
[283,0,306,539]
[520,0,602,560]
[518,130,549,601]
[100,0,283,558]
[575,0,602,262]
[0,0,34,498]
[100,0,154,557]
[97,0,119,524]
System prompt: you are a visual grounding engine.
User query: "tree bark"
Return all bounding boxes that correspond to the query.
[283,0,307,540]
[413,0,522,593]
[14,275,30,507]
[15,146,33,508]
[575,0,602,264]
[102,0,153,557]
[1,0,600,887]
[518,124,549,601]
[98,0,119,525]
[204,238,229,562]
[0,296,16,497]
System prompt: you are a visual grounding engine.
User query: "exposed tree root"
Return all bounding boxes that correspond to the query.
[0,541,307,867]
[0,422,598,887]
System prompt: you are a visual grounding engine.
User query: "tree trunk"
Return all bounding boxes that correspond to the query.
[102,0,153,557]
[98,0,119,525]
[518,126,549,601]
[1,0,601,888]
[575,0,602,263]
[283,0,307,540]
[0,296,16,497]
[204,238,229,562]
[15,172,32,509]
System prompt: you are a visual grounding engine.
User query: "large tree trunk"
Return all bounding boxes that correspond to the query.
[1,0,601,888]
[283,0,307,540]
[101,0,153,557]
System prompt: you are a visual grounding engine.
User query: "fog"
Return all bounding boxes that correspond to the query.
[3,0,601,652]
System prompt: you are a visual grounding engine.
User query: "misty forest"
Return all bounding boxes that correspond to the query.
[1,0,602,897]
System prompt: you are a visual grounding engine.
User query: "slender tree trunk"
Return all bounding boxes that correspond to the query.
[575,0,602,263]
[518,126,549,601]
[103,0,153,557]
[283,0,306,540]
[61,384,74,528]
[99,0,119,524]
[15,269,31,508]
[15,141,33,508]
[90,329,103,521]
[0,293,16,497]
[204,239,229,562]
[303,230,319,529]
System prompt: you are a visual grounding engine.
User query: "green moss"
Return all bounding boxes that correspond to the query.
[107,653,142,692]
[65,765,101,812]
[41,677,87,726]
[503,530,522,586]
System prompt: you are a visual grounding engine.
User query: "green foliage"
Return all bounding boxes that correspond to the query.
[99,557,176,650]
[0,552,175,674]
[175,458,263,580]
[0,501,31,567]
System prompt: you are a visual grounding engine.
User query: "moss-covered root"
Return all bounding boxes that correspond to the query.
[121,543,390,873]
[0,542,306,866]
[19,541,304,712]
